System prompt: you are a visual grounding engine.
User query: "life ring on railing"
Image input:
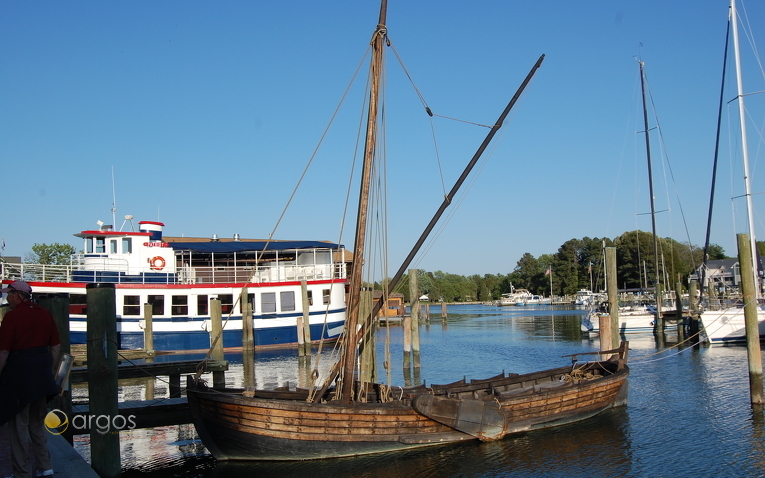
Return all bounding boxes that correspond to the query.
[149,256,166,271]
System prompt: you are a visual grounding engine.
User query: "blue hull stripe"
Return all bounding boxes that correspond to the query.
[70,321,343,350]
[67,308,346,324]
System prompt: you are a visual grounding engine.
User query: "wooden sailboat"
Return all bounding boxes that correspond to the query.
[187,0,630,460]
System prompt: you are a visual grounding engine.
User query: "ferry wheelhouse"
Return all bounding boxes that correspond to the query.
[0,221,348,351]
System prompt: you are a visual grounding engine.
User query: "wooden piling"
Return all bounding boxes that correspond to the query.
[689,279,700,339]
[403,315,412,382]
[298,280,312,357]
[241,289,254,388]
[210,298,226,389]
[654,282,664,332]
[425,303,430,322]
[85,283,120,478]
[441,303,447,319]
[359,290,375,383]
[737,233,763,405]
[604,247,619,351]
[409,269,421,370]
[142,303,154,353]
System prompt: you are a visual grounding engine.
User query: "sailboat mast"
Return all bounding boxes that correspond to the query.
[731,0,760,297]
[639,60,662,317]
[339,0,387,404]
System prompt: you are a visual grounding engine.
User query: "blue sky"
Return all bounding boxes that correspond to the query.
[2,1,764,277]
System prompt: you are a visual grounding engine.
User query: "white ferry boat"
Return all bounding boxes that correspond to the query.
[0,220,348,351]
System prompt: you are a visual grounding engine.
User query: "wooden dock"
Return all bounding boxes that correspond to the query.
[0,424,99,478]
[69,359,228,399]
[71,397,192,434]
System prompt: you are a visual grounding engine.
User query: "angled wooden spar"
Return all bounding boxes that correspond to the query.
[322,53,545,403]
[375,54,545,315]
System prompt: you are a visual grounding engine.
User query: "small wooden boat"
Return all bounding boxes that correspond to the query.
[187,342,629,460]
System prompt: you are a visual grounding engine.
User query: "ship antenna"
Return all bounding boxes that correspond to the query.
[111,166,118,229]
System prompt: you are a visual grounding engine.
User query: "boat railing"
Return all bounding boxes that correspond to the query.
[179,262,347,284]
[1,258,348,285]
[0,261,73,283]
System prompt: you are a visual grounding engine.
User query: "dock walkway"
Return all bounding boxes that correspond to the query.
[0,423,98,478]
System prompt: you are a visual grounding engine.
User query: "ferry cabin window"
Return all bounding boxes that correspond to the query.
[110,240,118,254]
[123,295,141,316]
[86,239,93,254]
[148,295,164,316]
[306,290,313,306]
[172,295,188,316]
[122,238,132,254]
[280,291,295,312]
[261,293,276,313]
[323,289,331,305]
[96,238,105,253]
[219,294,233,314]
[197,295,208,315]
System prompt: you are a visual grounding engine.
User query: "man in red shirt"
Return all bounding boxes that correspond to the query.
[0,281,61,478]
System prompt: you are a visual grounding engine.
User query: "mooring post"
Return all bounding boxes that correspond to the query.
[604,247,619,351]
[241,288,255,388]
[359,290,376,383]
[298,280,312,357]
[409,269,421,370]
[86,283,120,478]
[210,298,226,389]
[675,278,685,338]
[403,314,412,384]
[37,293,72,443]
[441,302,447,320]
[424,303,430,322]
[142,303,154,353]
[689,279,700,339]
[737,233,763,405]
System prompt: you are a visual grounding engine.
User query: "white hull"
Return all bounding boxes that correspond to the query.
[582,311,680,334]
[699,307,765,344]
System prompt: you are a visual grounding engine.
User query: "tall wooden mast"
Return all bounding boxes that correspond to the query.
[339,0,387,404]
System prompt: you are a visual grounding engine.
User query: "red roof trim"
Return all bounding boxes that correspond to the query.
[76,231,152,237]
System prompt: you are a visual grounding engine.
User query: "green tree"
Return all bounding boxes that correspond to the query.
[707,243,727,260]
[25,243,76,265]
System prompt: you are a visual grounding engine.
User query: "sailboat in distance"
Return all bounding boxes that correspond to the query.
[187,0,630,460]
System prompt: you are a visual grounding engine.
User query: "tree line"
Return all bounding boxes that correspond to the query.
[384,231,741,303]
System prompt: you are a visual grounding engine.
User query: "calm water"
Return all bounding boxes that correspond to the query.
[81,304,765,477]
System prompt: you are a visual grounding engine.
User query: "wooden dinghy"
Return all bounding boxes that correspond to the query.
[186,342,629,460]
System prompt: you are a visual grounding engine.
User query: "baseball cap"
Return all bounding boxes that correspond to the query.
[1,281,33,294]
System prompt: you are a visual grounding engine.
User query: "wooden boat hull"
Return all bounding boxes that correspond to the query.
[187,390,471,460]
[187,346,629,461]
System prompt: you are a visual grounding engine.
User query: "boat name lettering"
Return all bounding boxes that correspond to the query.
[143,242,169,247]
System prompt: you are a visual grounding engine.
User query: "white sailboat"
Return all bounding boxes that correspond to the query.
[700,0,765,344]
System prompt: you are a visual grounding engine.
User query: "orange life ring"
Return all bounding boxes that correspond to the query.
[149,256,166,271]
